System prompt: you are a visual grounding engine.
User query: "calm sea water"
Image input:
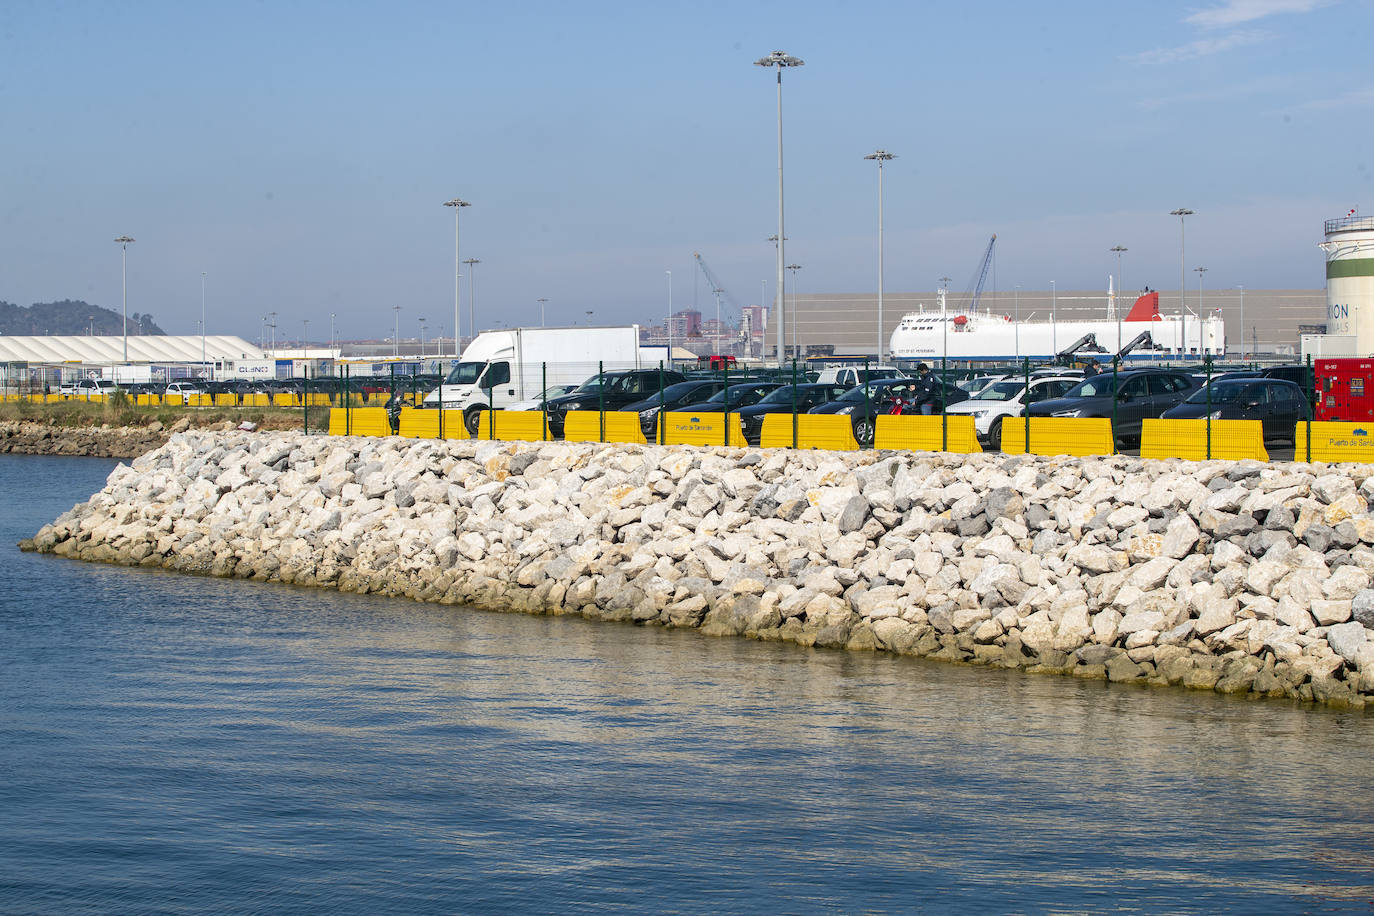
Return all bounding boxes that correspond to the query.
[4,453,1374,914]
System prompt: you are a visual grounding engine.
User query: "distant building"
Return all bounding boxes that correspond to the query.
[669,310,702,339]
[741,305,767,339]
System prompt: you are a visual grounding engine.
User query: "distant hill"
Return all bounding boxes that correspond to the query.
[0,300,165,337]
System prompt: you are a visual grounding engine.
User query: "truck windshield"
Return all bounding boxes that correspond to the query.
[444,362,485,385]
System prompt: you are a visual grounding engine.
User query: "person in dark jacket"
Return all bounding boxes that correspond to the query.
[911,363,938,414]
[1086,359,1104,376]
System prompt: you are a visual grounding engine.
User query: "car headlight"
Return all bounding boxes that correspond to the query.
[966,407,992,417]
[639,406,661,419]
[836,405,855,415]
[1206,410,1224,420]
[1051,409,1081,418]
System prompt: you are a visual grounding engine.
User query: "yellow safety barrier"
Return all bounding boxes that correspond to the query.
[476,410,552,442]
[658,411,746,447]
[564,410,649,444]
[273,393,297,408]
[1296,422,1374,462]
[396,408,467,439]
[999,417,1115,456]
[214,393,237,407]
[241,393,269,407]
[759,413,860,450]
[1140,419,1268,461]
[328,407,392,437]
[164,394,184,406]
[875,414,982,453]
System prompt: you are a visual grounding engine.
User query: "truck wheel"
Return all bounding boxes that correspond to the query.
[464,408,484,437]
[988,417,1004,451]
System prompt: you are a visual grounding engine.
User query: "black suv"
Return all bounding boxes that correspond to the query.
[544,368,687,437]
[1027,368,1199,443]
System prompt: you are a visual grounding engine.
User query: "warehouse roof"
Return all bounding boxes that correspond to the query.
[0,335,266,364]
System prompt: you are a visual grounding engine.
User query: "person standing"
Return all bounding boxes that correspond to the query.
[911,363,938,415]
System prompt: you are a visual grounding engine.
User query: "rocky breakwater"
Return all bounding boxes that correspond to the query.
[0,419,186,458]
[22,430,1374,707]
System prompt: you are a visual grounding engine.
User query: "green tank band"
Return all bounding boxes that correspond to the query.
[1327,258,1374,279]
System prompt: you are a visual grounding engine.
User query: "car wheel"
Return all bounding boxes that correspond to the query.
[988,416,1004,451]
[854,417,876,448]
[464,407,484,437]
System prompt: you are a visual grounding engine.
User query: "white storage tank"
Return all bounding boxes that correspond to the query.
[1322,214,1374,355]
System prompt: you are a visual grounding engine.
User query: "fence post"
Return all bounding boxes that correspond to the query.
[791,357,799,450]
[722,358,731,447]
[1306,353,1314,462]
[303,368,309,433]
[658,361,665,446]
[1204,353,1213,460]
[941,357,948,453]
[543,362,549,441]
[598,360,605,442]
[1111,356,1119,455]
[345,365,351,435]
[487,370,495,441]
[1024,356,1032,454]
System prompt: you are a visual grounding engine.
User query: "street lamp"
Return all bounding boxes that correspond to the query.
[418,317,427,357]
[786,263,802,359]
[113,236,135,362]
[268,311,277,356]
[330,313,336,354]
[1193,266,1208,357]
[462,258,480,343]
[303,319,309,351]
[1051,280,1057,354]
[443,198,471,355]
[665,270,673,364]
[864,149,895,361]
[537,298,549,327]
[392,305,401,359]
[1013,285,1021,361]
[1110,245,1127,353]
[1170,208,1194,355]
[1238,285,1245,361]
[939,276,952,366]
[200,271,207,375]
[755,49,804,366]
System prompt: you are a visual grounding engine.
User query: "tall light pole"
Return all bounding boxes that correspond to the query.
[330,313,336,354]
[537,298,549,327]
[462,258,479,344]
[1014,285,1021,361]
[114,236,135,362]
[665,270,673,363]
[303,319,309,351]
[865,149,895,361]
[392,305,401,359]
[786,263,801,359]
[443,198,471,355]
[940,277,952,366]
[268,311,277,356]
[755,50,804,366]
[1110,245,1127,352]
[1238,285,1245,360]
[200,270,207,375]
[418,317,427,357]
[1194,266,1208,357]
[1170,208,1194,355]
[1051,280,1057,354]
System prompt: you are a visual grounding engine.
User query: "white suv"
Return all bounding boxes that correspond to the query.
[165,381,207,396]
[60,378,119,397]
[944,375,1080,450]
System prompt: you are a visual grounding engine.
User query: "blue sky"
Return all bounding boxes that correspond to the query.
[2,0,1370,343]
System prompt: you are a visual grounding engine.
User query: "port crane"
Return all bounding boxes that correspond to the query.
[955,234,997,315]
[693,252,741,353]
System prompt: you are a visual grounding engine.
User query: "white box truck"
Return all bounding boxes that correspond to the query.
[422,325,656,433]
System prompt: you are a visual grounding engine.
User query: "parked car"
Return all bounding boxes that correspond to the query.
[734,383,852,445]
[1026,368,1200,444]
[673,382,785,415]
[1259,364,1317,408]
[809,378,969,447]
[60,378,120,398]
[944,375,1081,450]
[1162,378,1309,442]
[542,368,688,437]
[164,380,207,397]
[812,365,907,387]
[620,380,730,438]
[505,384,580,413]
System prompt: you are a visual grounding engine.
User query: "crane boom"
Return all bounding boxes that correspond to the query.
[693,252,741,315]
[957,234,997,314]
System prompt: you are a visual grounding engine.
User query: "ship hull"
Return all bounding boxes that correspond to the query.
[888,314,1225,361]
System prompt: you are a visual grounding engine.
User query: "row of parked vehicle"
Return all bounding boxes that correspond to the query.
[486,363,1314,450]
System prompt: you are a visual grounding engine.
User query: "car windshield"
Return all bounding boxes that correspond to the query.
[1185,381,1259,404]
[756,386,806,404]
[444,362,485,385]
[972,380,1024,401]
[1064,376,1119,398]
